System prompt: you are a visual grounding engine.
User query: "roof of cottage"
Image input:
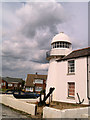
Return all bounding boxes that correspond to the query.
[2,77,23,83]
[57,47,90,61]
[25,74,47,87]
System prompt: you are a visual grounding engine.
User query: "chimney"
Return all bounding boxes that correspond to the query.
[36,72,38,75]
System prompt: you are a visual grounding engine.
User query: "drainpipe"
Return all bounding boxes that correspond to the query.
[87,56,90,104]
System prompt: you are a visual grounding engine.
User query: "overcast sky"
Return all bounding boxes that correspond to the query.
[2,2,88,79]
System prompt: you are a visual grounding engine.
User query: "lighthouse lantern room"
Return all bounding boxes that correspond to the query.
[46,32,72,60]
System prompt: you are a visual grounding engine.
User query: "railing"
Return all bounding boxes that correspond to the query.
[46,50,51,58]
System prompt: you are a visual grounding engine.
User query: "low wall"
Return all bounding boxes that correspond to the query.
[43,106,90,118]
[1,94,36,116]
[4,94,39,103]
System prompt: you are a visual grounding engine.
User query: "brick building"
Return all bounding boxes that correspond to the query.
[25,73,47,93]
[0,77,24,90]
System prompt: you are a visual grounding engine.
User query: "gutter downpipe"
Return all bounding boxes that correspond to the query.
[87,56,90,104]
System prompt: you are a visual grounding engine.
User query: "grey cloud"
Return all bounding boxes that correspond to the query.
[2,2,67,79]
[17,2,68,39]
[2,2,88,79]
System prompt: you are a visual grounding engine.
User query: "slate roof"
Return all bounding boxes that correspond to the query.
[57,47,90,61]
[2,77,23,83]
[25,74,47,87]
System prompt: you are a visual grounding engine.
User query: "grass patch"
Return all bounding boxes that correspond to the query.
[50,101,90,110]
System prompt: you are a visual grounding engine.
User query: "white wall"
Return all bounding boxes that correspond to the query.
[43,106,89,118]
[46,58,57,99]
[1,95,36,115]
[46,57,89,104]
[51,48,72,56]
[88,56,90,98]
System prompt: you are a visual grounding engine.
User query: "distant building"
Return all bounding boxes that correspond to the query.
[0,77,24,90]
[46,32,90,105]
[0,77,2,89]
[25,74,47,93]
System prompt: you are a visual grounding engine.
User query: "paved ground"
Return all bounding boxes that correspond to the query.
[0,104,29,119]
[1,103,90,119]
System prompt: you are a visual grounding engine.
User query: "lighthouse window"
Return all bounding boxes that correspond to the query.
[52,42,70,48]
[67,43,69,48]
[65,43,67,48]
[59,42,61,47]
[54,43,55,48]
[52,43,55,48]
[65,43,68,48]
[53,43,55,48]
[63,43,64,47]
[57,42,59,48]
[55,43,56,48]
[61,43,63,48]
[64,43,66,48]
[52,44,54,48]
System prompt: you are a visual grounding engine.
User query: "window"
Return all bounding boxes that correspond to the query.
[62,42,64,47]
[8,83,13,87]
[57,42,59,48]
[14,84,17,87]
[52,42,70,49]
[1,82,5,86]
[61,43,63,48]
[68,82,75,97]
[3,82,5,86]
[55,43,56,48]
[35,87,42,92]
[52,44,55,48]
[66,43,68,48]
[68,60,75,74]
[34,79,43,84]
[26,87,30,91]
[26,87,33,92]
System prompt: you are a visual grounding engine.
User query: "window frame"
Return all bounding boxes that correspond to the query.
[35,86,42,92]
[34,79,43,84]
[8,83,13,87]
[68,82,75,98]
[52,42,70,49]
[68,60,75,74]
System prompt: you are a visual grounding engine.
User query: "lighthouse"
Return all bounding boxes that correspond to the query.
[46,32,72,101]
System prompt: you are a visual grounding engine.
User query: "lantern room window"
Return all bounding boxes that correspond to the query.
[52,42,70,49]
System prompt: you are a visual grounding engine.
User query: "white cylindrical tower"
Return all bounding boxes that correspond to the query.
[46,32,72,101]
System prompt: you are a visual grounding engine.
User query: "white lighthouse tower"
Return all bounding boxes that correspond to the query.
[46,32,72,100]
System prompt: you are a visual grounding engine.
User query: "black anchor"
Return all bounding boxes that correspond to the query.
[76,93,84,104]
